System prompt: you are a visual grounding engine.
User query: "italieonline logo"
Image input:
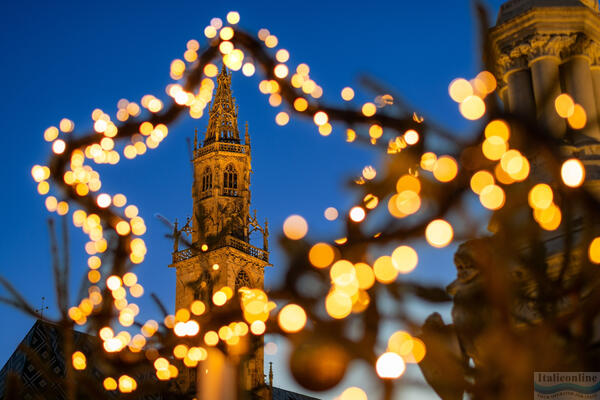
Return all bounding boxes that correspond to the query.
[535,372,600,399]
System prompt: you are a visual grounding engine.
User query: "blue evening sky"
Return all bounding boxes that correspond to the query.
[0,0,505,398]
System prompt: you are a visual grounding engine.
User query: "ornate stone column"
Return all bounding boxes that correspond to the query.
[563,36,600,140]
[528,35,566,138]
[506,68,536,118]
[591,65,600,120]
[499,46,536,118]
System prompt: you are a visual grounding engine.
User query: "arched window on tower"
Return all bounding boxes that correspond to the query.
[223,164,238,197]
[201,167,212,198]
[235,270,252,290]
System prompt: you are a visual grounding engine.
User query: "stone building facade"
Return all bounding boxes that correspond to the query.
[491,0,600,192]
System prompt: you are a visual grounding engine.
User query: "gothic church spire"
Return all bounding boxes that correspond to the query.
[204,65,239,145]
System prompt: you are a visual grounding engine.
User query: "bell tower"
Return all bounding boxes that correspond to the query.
[170,66,270,391]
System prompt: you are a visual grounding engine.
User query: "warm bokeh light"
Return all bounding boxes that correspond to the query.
[391,245,418,273]
[459,95,486,120]
[275,111,290,126]
[448,78,472,103]
[555,93,575,118]
[589,237,600,263]
[405,337,426,364]
[395,190,421,215]
[376,352,406,379]
[470,170,494,194]
[341,87,355,101]
[314,111,328,126]
[404,129,419,145]
[484,119,510,141]
[324,207,338,221]
[425,219,453,248]
[533,204,562,231]
[433,156,458,182]
[283,215,308,239]
[325,290,352,319]
[309,242,335,268]
[349,206,366,222]
[528,184,553,210]
[362,165,376,180]
[72,351,86,370]
[568,104,587,129]
[373,256,398,284]
[482,136,507,161]
[561,158,585,188]
[362,102,376,117]
[103,377,117,391]
[278,304,307,333]
[479,184,505,210]
[226,11,240,24]
[339,387,368,400]
[388,331,413,355]
[355,263,375,289]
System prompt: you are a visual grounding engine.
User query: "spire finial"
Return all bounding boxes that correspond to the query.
[245,122,250,145]
[203,65,239,145]
[194,128,198,150]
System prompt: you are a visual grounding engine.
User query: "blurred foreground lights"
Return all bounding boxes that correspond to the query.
[44,126,59,142]
[362,102,376,117]
[118,375,137,393]
[309,242,335,268]
[362,166,376,180]
[561,159,585,188]
[373,256,398,284]
[568,104,587,129]
[324,207,339,221]
[72,351,86,370]
[482,136,507,161]
[470,170,494,194]
[376,352,406,379]
[278,304,307,333]
[588,237,600,263]
[479,184,505,210]
[103,377,117,391]
[97,193,111,208]
[349,206,366,222]
[339,387,368,400]
[404,129,419,145]
[283,215,308,240]
[448,78,472,103]
[459,95,486,120]
[425,219,454,248]
[433,156,458,182]
[391,245,418,274]
[31,165,50,182]
[265,342,278,355]
[276,49,289,62]
[325,290,352,319]
[528,184,553,210]
[555,93,575,118]
[251,320,266,335]
[52,139,66,154]
[314,111,328,126]
[242,63,255,76]
[485,119,510,141]
[226,11,240,24]
[275,112,289,126]
[341,87,354,101]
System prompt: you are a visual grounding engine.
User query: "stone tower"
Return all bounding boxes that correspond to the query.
[490,0,600,192]
[170,66,270,390]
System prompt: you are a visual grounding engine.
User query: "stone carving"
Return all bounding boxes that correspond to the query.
[494,33,600,83]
